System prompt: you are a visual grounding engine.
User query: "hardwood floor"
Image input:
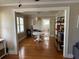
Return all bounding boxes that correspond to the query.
[3,37,72,59]
[19,37,63,59]
[2,55,19,59]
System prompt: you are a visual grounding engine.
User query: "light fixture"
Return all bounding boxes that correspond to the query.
[35,12,41,21]
[18,0,22,7]
[18,0,40,7]
[18,4,22,7]
[35,0,40,2]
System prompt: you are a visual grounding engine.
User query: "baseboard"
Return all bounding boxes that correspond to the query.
[8,50,17,55]
[19,36,26,42]
[0,54,7,59]
[6,54,18,58]
[64,54,73,58]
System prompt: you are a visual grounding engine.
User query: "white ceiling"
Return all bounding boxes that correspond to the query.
[0,0,79,7]
[0,0,79,4]
[0,0,71,4]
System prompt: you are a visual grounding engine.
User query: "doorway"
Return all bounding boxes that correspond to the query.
[14,7,70,58]
[42,18,50,38]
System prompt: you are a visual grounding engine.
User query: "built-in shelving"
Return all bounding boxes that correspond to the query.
[55,16,64,52]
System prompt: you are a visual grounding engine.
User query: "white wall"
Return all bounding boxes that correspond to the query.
[50,16,55,37]
[0,8,17,54]
[56,11,64,17]
[68,5,79,55]
[32,16,50,31]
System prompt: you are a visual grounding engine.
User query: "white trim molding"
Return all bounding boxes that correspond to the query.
[13,7,69,12]
[19,36,26,42]
[13,7,70,58]
[63,7,70,58]
[8,49,18,55]
[64,54,73,58]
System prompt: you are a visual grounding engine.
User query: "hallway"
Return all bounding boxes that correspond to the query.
[19,37,63,59]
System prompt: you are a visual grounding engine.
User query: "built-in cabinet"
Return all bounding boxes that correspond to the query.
[0,39,6,59]
[55,16,64,52]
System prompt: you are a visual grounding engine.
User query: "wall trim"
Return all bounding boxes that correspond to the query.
[13,7,69,12]
[19,36,26,42]
[8,50,17,55]
[64,54,73,58]
[63,7,70,58]
[13,7,70,57]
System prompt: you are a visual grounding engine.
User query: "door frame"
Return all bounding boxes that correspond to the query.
[13,7,70,58]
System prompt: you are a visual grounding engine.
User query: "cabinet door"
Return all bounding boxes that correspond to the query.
[0,49,5,57]
[0,42,5,57]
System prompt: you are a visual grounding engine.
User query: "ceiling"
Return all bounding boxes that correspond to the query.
[0,0,79,6]
[0,0,79,3]
[0,0,74,4]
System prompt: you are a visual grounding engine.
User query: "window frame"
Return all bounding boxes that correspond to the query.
[16,16,24,33]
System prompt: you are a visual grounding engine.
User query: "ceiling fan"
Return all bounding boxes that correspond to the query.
[18,0,40,7]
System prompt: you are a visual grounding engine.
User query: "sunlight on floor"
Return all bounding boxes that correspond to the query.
[19,47,25,59]
[44,40,49,49]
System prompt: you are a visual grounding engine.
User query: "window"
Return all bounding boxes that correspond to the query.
[17,17,24,33]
